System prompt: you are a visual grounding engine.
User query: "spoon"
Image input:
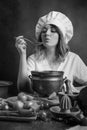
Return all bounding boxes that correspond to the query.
[15,36,43,46]
[23,37,43,45]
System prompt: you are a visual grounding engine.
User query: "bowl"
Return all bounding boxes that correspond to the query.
[70,107,80,116]
[31,71,64,97]
[50,106,81,124]
[50,106,80,121]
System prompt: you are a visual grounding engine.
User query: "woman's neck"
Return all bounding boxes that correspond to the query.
[45,47,56,61]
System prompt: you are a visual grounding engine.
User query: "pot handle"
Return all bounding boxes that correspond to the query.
[60,77,74,94]
[59,77,67,93]
[29,75,32,79]
[63,77,67,83]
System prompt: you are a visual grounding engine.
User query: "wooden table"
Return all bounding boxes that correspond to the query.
[0,120,71,130]
[0,86,85,130]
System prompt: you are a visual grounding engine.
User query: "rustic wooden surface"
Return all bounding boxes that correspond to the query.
[0,120,71,130]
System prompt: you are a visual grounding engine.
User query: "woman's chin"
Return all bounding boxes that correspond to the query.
[43,43,56,48]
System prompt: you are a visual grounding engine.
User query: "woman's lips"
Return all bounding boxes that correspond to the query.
[45,38,50,42]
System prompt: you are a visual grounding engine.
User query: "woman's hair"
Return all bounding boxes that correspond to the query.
[34,24,70,62]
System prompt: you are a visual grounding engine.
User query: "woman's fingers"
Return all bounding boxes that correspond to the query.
[15,36,27,54]
[15,36,27,45]
[15,35,24,41]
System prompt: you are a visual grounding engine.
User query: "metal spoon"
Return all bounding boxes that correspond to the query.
[15,36,43,46]
[23,37,43,46]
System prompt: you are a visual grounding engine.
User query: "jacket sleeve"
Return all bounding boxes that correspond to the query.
[27,55,35,76]
[74,55,87,84]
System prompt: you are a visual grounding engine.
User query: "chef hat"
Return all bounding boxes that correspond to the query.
[35,11,73,44]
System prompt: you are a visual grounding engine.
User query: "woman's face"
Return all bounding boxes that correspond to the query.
[40,24,60,48]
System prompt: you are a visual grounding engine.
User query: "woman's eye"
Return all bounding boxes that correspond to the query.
[41,28,47,33]
[51,27,57,32]
[41,26,57,34]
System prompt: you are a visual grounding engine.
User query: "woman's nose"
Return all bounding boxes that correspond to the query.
[46,29,51,35]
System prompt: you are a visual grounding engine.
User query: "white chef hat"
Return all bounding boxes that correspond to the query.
[35,11,73,44]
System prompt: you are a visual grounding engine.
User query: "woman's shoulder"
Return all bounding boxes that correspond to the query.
[68,51,80,59]
[66,51,83,63]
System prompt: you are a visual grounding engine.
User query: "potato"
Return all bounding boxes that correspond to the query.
[24,100,40,111]
[7,100,24,110]
[26,95,34,101]
[23,101,33,109]
[18,92,34,102]
[16,100,24,109]
[17,92,27,102]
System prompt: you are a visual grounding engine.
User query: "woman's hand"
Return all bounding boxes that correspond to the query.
[15,36,27,55]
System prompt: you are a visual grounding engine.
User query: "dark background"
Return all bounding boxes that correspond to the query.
[0,0,87,92]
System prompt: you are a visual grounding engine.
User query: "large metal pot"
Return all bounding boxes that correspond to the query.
[31,71,65,97]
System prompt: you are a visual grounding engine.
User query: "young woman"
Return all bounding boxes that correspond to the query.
[15,11,87,93]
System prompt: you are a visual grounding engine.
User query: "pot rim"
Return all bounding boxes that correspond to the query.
[31,71,64,78]
[0,81,13,87]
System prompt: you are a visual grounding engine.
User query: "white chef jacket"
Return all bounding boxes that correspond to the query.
[27,51,87,92]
